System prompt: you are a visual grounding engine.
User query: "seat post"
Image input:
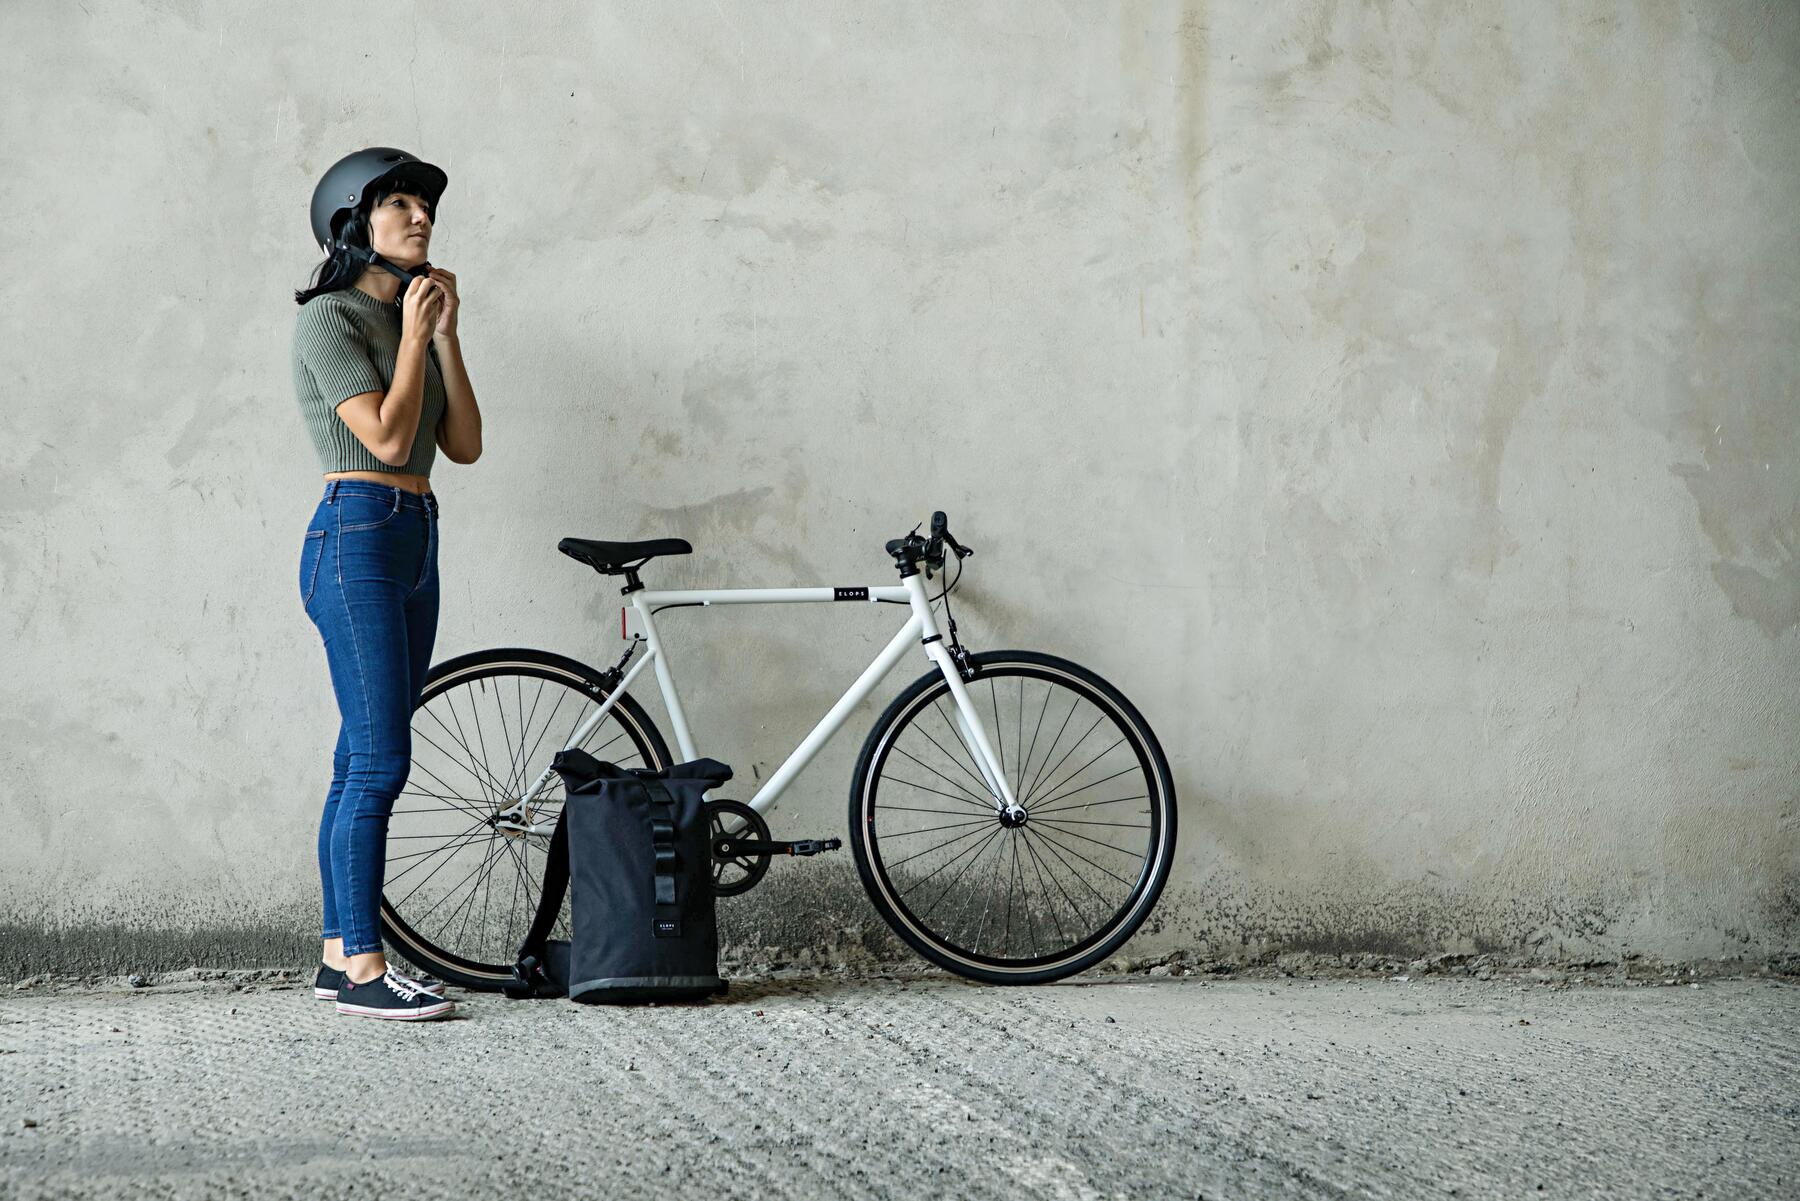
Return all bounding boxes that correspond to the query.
[620,568,645,596]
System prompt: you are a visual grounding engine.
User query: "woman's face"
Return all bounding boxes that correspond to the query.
[367,189,433,266]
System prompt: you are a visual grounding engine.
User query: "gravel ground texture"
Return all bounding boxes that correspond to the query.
[2,967,1797,1200]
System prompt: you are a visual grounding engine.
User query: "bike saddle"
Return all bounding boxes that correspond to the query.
[557,537,693,575]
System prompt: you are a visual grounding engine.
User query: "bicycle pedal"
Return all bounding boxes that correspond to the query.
[785,838,842,856]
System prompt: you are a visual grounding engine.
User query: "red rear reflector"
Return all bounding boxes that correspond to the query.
[621,607,627,640]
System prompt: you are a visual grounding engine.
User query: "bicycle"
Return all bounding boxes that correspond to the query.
[380,511,1177,987]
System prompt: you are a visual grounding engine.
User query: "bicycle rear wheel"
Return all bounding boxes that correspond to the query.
[380,647,672,989]
[849,650,1176,984]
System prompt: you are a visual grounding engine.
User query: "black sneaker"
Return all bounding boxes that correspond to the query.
[335,968,455,1020]
[313,962,445,1000]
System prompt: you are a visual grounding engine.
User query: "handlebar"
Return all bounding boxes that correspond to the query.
[930,511,971,562]
[886,510,974,576]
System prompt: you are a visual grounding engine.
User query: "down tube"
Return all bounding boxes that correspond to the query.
[745,612,924,816]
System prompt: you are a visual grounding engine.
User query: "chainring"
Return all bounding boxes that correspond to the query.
[705,799,772,896]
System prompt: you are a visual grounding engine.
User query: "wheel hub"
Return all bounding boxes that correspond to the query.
[999,805,1029,828]
[490,810,532,839]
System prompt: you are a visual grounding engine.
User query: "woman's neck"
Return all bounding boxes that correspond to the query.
[354,268,404,305]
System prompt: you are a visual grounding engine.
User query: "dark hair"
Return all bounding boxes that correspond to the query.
[293,180,436,306]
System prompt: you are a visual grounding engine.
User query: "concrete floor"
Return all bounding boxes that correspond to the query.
[2,970,1796,1200]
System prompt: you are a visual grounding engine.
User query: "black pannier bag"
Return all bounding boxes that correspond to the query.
[508,748,731,1003]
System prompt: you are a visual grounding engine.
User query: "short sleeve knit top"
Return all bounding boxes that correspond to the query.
[292,285,447,475]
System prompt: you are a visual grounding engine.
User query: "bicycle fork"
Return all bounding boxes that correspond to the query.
[911,576,1022,821]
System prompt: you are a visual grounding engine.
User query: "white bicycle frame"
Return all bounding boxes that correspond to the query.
[497,569,1018,833]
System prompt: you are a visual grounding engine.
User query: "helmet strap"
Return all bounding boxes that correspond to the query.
[348,244,431,299]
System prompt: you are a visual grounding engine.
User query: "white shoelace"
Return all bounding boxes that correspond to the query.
[381,969,433,1001]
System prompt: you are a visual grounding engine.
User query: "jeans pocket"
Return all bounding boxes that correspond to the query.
[299,529,326,606]
[338,493,399,532]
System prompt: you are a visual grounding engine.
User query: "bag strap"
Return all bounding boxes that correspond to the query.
[506,803,571,996]
[523,745,607,955]
[642,776,683,939]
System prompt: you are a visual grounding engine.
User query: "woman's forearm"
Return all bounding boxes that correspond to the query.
[434,332,482,463]
[372,331,433,463]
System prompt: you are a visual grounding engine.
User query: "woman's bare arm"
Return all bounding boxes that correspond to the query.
[433,331,481,464]
[334,300,438,466]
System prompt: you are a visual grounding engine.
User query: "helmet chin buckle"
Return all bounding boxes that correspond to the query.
[354,246,431,293]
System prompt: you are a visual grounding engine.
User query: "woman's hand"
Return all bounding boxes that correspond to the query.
[401,274,447,347]
[426,267,459,340]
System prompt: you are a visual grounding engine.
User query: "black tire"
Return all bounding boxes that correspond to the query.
[380,647,672,990]
[849,650,1176,984]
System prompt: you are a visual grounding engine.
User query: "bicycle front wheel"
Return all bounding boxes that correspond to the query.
[849,650,1177,984]
[380,647,672,990]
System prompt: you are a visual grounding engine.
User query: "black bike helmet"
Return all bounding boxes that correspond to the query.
[309,146,448,253]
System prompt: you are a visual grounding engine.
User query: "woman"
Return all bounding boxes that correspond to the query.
[292,148,482,1020]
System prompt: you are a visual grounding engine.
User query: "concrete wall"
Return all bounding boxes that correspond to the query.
[3,0,1796,976]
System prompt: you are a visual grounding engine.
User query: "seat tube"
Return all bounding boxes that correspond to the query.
[635,597,700,762]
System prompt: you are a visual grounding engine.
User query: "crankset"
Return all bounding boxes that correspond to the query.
[704,799,842,897]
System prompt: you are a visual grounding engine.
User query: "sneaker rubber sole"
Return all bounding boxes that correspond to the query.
[334,997,456,1020]
[315,981,446,999]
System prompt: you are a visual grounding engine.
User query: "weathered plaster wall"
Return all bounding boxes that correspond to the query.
[2,0,1795,975]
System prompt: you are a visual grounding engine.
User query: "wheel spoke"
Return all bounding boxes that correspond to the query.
[453,691,511,803]
[1028,825,1138,890]
[913,828,1004,921]
[1001,833,1021,956]
[413,837,512,928]
[404,747,500,819]
[384,834,484,867]
[1027,821,1141,858]
[1031,756,1134,813]
[389,823,492,898]
[1020,693,1081,806]
[884,821,995,872]
[911,710,998,802]
[1021,826,1114,914]
[875,802,997,817]
[1031,816,1150,831]
[884,769,997,813]
[1017,681,1053,802]
[1019,831,1073,946]
[875,816,994,839]
[441,687,497,809]
[417,717,515,808]
[967,831,1010,952]
[418,700,500,809]
[1021,716,1106,807]
[491,676,521,799]
[512,687,569,797]
[1028,792,1149,818]
[393,782,489,822]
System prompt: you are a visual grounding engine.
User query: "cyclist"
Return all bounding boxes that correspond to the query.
[291,148,481,1019]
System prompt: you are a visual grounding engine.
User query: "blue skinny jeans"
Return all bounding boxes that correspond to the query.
[299,479,440,956]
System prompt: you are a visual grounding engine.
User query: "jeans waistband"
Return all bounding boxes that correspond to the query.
[323,478,438,516]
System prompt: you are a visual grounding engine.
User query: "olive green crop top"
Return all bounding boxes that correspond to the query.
[292,285,446,476]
